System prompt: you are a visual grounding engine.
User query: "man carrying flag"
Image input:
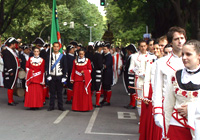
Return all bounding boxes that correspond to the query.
[46,0,67,111]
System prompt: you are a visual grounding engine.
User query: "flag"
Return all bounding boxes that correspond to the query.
[50,0,62,53]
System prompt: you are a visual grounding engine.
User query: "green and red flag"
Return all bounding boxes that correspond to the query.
[50,0,62,53]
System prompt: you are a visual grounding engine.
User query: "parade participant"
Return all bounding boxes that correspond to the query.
[70,41,79,58]
[32,38,48,104]
[92,41,104,107]
[19,45,30,89]
[65,44,75,104]
[147,38,155,54]
[43,43,51,99]
[85,45,94,62]
[128,40,154,116]
[46,42,67,111]
[153,42,163,58]
[152,26,186,139]
[158,35,168,55]
[139,41,162,140]
[163,44,173,56]
[112,47,122,85]
[0,50,3,87]
[2,37,20,106]
[24,47,45,109]
[70,48,93,111]
[100,43,113,106]
[164,40,200,140]
[31,37,45,58]
[123,44,137,109]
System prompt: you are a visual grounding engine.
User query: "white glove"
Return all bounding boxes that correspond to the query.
[154,114,164,128]
[61,78,67,83]
[47,76,52,81]
[132,67,138,72]
[138,73,145,78]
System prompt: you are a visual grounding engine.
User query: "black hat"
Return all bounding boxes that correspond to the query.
[4,37,19,46]
[70,41,78,46]
[78,43,83,48]
[67,44,74,52]
[44,43,50,48]
[126,44,138,53]
[23,45,29,50]
[32,37,45,46]
[94,41,104,49]
[105,43,111,49]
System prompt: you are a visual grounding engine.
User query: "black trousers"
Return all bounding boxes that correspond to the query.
[49,76,63,108]
[102,84,111,91]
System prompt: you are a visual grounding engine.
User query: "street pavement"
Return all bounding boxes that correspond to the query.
[0,76,140,140]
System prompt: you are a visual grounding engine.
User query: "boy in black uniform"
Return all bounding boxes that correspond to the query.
[2,37,20,106]
[46,42,68,111]
[65,44,75,104]
[101,43,113,106]
[92,41,104,107]
[123,44,138,109]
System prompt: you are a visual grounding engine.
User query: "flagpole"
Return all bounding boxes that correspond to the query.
[49,44,52,75]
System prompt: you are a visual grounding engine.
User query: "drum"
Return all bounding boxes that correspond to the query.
[18,69,26,79]
[13,87,25,97]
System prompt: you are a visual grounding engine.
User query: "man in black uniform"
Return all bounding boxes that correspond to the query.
[65,44,75,104]
[70,41,79,58]
[92,41,104,107]
[46,42,67,111]
[101,43,113,106]
[19,45,30,89]
[123,44,138,109]
[2,37,20,106]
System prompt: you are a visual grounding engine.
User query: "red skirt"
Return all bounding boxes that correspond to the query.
[139,84,162,140]
[24,83,43,108]
[167,125,192,140]
[72,81,93,111]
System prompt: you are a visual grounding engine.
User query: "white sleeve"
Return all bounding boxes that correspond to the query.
[118,54,123,69]
[151,61,157,93]
[128,55,135,72]
[164,76,176,133]
[152,60,164,113]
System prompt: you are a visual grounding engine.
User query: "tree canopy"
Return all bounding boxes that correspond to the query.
[0,0,104,46]
[105,0,199,46]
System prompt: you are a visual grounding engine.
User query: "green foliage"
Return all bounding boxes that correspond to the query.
[105,0,147,46]
[1,0,105,46]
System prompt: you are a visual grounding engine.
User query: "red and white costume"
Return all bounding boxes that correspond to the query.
[187,92,200,140]
[152,52,184,138]
[139,54,164,140]
[112,52,122,85]
[128,51,155,116]
[24,56,45,108]
[164,67,200,140]
[70,58,93,111]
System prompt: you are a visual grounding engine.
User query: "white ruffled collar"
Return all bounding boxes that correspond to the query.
[31,56,41,63]
[77,57,85,63]
[181,66,200,84]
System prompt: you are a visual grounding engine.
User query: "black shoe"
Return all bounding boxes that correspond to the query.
[47,107,54,111]
[13,102,19,104]
[100,100,105,105]
[103,102,111,106]
[65,100,72,104]
[58,108,65,111]
[124,105,136,109]
[95,104,102,108]
[8,102,16,106]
